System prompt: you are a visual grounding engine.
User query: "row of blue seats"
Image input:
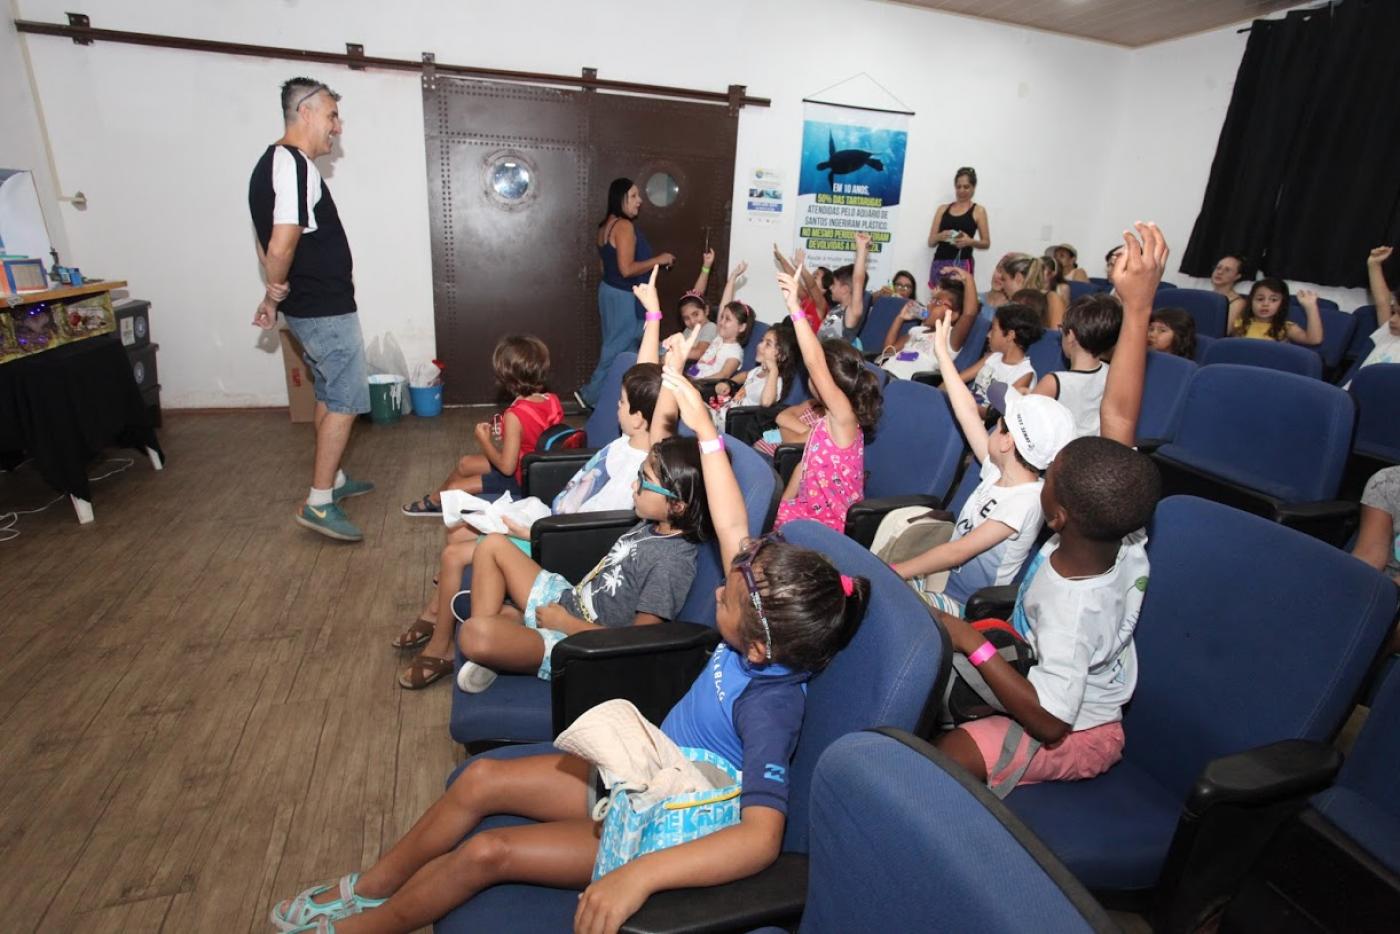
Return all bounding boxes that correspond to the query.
[436,489,1398,931]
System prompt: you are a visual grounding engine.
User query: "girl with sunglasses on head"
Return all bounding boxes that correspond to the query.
[269,360,870,934]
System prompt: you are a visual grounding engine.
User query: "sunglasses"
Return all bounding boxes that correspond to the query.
[733,532,785,661]
[636,465,679,500]
[292,83,329,112]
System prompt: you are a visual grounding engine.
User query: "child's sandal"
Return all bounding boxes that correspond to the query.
[270,872,385,931]
[401,495,443,517]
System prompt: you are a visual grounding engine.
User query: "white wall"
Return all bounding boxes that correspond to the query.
[1,2,69,259]
[13,0,1353,409]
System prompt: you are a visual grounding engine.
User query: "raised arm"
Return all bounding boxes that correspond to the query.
[720,260,748,311]
[691,247,716,295]
[931,316,989,462]
[1368,247,1396,326]
[661,371,749,567]
[650,330,698,445]
[943,265,980,352]
[1100,222,1168,447]
[846,232,870,330]
[1289,290,1324,346]
[779,271,859,446]
[632,265,665,365]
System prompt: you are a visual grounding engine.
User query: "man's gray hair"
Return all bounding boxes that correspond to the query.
[281,77,341,123]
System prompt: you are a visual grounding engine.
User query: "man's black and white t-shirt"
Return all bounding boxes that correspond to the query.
[248,144,355,318]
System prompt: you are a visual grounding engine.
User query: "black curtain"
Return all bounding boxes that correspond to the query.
[1181,1,1400,288]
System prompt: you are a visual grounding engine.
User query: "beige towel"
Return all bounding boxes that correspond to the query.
[555,699,722,810]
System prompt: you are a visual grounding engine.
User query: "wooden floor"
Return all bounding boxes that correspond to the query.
[0,406,504,934]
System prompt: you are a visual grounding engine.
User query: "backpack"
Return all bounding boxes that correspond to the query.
[939,619,1036,728]
[536,423,586,451]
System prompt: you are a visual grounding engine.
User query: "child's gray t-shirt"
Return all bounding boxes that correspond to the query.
[561,522,698,625]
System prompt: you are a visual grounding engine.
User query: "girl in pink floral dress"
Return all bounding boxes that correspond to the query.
[773,264,884,533]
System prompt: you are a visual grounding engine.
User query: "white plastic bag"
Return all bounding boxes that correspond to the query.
[439,490,551,535]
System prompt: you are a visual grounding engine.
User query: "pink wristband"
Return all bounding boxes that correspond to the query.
[789,310,806,322]
[699,436,725,455]
[645,311,663,322]
[967,641,997,667]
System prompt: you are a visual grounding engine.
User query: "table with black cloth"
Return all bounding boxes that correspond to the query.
[0,334,162,522]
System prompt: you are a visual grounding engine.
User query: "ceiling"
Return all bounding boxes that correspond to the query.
[892,0,1303,48]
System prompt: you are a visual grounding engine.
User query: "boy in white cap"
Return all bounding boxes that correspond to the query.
[889,316,1075,618]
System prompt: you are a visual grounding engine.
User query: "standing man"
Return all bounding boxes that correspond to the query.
[249,77,374,542]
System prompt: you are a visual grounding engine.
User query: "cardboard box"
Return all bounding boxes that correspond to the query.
[278,323,317,422]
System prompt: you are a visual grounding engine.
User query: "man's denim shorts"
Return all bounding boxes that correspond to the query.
[284,312,370,415]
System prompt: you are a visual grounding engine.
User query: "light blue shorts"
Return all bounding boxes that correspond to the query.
[284,312,370,415]
[920,589,966,618]
[524,570,573,680]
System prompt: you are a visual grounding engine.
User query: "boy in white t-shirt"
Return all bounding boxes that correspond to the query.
[934,436,1161,792]
[1031,293,1122,439]
[890,317,1075,616]
[955,302,1043,416]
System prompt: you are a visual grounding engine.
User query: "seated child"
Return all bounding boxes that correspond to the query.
[394,361,665,689]
[270,370,871,934]
[1010,287,1049,326]
[402,335,562,515]
[891,317,1075,617]
[1349,245,1400,384]
[955,302,1042,415]
[690,300,752,382]
[1228,278,1323,345]
[878,266,979,381]
[711,320,797,434]
[1147,307,1197,359]
[455,434,709,693]
[774,244,828,331]
[933,436,1162,792]
[395,269,675,689]
[817,231,870,344]
[677,246,721,363]
[1031,294,1122,438]
[774,270,883,534]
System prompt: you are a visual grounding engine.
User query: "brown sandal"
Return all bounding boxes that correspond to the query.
[391,616,436,650]
[398,654,453,689]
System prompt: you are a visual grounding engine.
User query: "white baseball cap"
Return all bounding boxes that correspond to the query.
[1000,388,1076,470]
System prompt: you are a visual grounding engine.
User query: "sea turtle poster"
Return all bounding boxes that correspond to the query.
[795,101,909,282]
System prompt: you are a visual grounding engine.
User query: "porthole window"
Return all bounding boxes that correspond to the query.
[483,151,538,209]
[645,172,680,207]
[490,160,531,200]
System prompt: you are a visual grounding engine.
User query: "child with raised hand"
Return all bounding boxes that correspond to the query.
[678,247,720,363]
[773,244,827,331]
[1350,246,1400,381]
[1229,278,1323,345]
[270,378,871,934]
[931,223,1168,796]
[956,303,1042,415]
[1030,294,1122,439]
[817,231,871,344]
[394,269,676,689]
[402,335,563,516]
[688,262,752,382]
[891,316,1075,616]
[711,320,796,434]
[878,265,980,381]
[774,269,883,533]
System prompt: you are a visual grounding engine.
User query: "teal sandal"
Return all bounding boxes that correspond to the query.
[270,872,385,931]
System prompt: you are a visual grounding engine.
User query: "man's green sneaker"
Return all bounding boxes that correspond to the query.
[295,502,364,542]
[332,477,376,502]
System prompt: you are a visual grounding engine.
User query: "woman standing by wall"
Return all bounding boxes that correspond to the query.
[927,167,990,288]
[577,178,674,408]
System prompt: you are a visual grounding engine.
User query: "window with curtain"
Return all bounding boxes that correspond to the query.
[1181,0,1400,288]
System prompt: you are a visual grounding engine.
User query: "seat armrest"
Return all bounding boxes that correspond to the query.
[1133,438,1167,455]
[620,853,809,934]
[1273,500,1361,548]
[774,443,804,485]
[843,494,946,548]
[963,585,1019,622]
[1187,739,1342,814]
[532,510,635,581]
[912,370,944,388]
[723,408,765,445]
[522,449,597,503]
[550,622,721,734]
